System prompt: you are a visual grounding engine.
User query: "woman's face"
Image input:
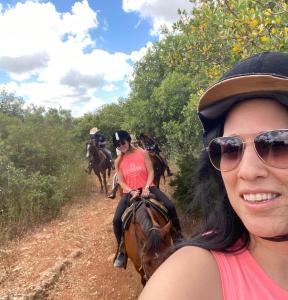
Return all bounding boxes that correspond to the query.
[222,99,288,238]
[117,139,130,154]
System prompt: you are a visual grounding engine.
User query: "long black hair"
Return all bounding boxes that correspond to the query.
[177,122,250,252]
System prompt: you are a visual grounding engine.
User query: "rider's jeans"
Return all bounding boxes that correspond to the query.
[113,193,130,244]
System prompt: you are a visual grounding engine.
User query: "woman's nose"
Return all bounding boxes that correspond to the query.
[237,143,268,180]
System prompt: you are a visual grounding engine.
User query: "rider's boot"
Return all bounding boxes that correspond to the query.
[113,240,126,268]
[107,184,118,199]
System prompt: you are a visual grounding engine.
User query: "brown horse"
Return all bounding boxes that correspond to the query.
[138,134,166,188]
[123,196,173,285]
[86,141,111,194]
[149,152,166,188]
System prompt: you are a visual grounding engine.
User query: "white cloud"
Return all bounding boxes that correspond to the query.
[123,0,193,35]
[0,0,133,116]
[130,41,153,63]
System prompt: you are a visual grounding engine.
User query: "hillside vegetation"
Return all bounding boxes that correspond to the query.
[1,0,287,240]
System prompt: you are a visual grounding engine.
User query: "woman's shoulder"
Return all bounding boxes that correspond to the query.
[139,246,222,300]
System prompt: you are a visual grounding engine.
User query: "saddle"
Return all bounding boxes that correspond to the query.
[118,197,169,270]
[122,197,169,231]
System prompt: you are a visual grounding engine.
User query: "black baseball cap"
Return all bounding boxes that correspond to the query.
[198,51,288,133]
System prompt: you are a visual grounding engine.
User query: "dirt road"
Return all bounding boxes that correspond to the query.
[0,176,143,299]
[0,174,188,300]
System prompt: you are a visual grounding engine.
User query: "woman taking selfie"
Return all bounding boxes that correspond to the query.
[139,51,288,299]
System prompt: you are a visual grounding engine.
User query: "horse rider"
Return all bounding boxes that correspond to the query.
[86,127,113,174]
[112,130,182,268]
[108,134,139,199]
[139,133,173,177]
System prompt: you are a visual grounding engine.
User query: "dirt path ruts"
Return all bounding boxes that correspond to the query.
[0,175,142,299]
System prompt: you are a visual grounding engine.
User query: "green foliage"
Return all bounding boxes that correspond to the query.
[120,0,288,211]
[0,89,24,118]
[170,153,200,213]
[1,0,287,237]
[0,95,87,240]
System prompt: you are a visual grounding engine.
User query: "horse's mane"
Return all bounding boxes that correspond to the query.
[137,202,162,253]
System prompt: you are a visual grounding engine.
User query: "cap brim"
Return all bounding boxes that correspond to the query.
[198,75,288,118]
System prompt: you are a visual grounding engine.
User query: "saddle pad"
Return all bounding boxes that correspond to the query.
[122,198,169,230]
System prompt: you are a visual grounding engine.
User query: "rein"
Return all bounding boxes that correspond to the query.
[132,200,148,281]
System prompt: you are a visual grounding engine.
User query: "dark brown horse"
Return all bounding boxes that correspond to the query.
[149,152,166,188]
[138,134,166,188]
[86,141,111,194]
[123,196,173,285]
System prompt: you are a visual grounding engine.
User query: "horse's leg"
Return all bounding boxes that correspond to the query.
[94,170,104,192]
[102,170,108,194]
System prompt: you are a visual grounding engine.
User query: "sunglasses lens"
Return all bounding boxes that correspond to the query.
[115,140,127,148]
[208,137,243,171]
[255,130,288,168]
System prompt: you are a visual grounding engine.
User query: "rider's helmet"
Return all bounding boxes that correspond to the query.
[112,130,131,147]
[90,127,100,135]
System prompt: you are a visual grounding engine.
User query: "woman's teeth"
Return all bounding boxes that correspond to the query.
[243,193,278,202]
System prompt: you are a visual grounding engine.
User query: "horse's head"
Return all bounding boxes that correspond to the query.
[86,140,99,159]
[141,220,172,277]
[133,201,173,280]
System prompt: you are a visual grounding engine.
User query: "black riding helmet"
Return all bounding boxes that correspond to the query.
[112,130,131,147]
[197,51,288,146]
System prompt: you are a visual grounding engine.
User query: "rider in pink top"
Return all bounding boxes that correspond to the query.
[139,52,288,299]
[112,130,181,268]
[118,147,153,193]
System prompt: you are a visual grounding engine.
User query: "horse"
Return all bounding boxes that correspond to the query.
[138,134,166,188]
[149,152,166,188]
[123,196,173,285]
[86,140,111,194]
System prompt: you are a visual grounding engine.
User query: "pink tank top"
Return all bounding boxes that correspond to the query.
[211,249,288,300]
[119,149,151,192]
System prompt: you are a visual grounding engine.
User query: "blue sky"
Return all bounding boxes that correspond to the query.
[0,0,192,116]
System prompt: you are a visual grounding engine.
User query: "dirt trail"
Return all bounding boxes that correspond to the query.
[0,173,191,300]
[0,175,143,299]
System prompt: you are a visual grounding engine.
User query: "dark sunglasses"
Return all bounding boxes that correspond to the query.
[115,140,127,148]
[207,129,288,171]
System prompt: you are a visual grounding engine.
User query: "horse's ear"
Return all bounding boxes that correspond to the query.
[160,221,172,238]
